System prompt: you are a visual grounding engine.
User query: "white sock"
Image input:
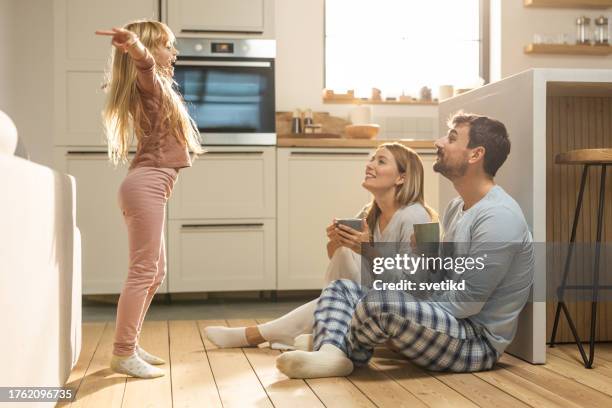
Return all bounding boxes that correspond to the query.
[275,343,354,379]
[258,299,317,346]
[293,334,314,351]
[270,342,295,350]
[204,326,248,348]
[110,353,164,379]
[137,345,165,365]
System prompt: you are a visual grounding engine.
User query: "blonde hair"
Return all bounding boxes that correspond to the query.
[365,142,438,239]
[102,20,203,165]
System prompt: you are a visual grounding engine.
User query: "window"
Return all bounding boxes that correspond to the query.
[325,0,488,99]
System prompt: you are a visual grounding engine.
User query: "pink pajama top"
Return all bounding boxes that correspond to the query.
[128,48,193,170]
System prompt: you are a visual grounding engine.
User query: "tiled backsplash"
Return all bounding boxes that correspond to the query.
[374,116,436,140]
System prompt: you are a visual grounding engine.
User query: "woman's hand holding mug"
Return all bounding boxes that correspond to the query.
[336,219,370,254]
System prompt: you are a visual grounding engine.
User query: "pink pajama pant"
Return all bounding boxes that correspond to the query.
[113,166,178,356]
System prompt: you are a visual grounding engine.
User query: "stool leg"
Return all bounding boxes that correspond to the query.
[550,165,589,347]
[586,164,607,368]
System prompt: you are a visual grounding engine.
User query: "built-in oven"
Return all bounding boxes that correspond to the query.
[174,38,276,146]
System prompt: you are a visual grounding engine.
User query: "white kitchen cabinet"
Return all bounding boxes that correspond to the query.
[164,0,275,38]
[54,0,159,147]
[169,146,275,220]
[167,219,276,292]
[276,148,372,290]
[277,148,439,290]
[61,0,159,64]
[54,149,169,295]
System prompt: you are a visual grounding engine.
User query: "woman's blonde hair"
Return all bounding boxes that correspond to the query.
[365,142,438,239]
[102,19,203,165]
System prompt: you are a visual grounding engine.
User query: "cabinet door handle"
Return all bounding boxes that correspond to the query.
[66,151,137,156]
[182,223,264,230]
[66,151,107,156]
[204,151,264,155]
[175,60,270,68]
[290,152,370,157]
[180,29,264,35]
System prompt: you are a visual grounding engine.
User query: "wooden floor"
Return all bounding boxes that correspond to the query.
[60,319,612,408]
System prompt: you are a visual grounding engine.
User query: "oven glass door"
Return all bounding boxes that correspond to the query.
[174,59,275,136]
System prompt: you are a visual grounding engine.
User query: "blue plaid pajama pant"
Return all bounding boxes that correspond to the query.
[313,279,500,372]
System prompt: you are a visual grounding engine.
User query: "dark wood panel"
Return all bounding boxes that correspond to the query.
[546,95,612,342]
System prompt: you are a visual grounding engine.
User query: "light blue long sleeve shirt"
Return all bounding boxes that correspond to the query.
[430,185,535,355]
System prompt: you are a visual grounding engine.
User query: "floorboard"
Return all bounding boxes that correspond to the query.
[58,322,106,407]
[197,319,273,408]
[498,353,612,408]
[229,319,325,408]
[371,348,481,408]
[168,320,222,408]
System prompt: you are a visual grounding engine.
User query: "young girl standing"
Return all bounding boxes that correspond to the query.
[97,20,203,378]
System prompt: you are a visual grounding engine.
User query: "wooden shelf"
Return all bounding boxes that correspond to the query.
[323,98,438,106]
[524,43,612,55]
[524,0,612,8]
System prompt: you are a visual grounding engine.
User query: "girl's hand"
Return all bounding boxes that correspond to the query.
[335,219,370,254]
[95,27,139,53]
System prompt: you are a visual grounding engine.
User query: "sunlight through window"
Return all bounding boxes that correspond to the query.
[325,0,484,99]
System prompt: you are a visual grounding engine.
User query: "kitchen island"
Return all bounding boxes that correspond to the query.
[438,68,612,365]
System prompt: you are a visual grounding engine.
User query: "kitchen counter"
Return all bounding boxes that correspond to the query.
[277,137,435,149]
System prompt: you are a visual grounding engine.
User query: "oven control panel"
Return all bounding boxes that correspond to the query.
[177,38,275,59]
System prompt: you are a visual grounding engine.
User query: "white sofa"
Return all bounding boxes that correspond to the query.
[0,151,81,403]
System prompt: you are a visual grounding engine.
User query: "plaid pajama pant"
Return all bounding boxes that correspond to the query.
[313,279,500,372]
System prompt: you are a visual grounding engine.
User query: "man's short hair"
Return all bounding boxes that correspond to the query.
[448,112,511,177]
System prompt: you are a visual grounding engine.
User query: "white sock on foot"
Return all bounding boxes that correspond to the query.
[293,334,314,351]
[258,299,317,346]
[110,354,164,378]
[270,342,295,350]
[204,326,248,348]
[275,343,353,379]
[137,345,165,365]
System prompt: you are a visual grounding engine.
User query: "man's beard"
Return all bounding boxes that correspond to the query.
[433,157,468,180]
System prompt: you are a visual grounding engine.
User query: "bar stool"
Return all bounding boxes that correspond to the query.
[549,148,612,368]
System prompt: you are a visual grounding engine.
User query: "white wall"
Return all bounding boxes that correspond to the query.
[12,0,54,167]
[275,0,325,112]
[0,0,16,115]
[493,0,612,80]
[0,0,54,167]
